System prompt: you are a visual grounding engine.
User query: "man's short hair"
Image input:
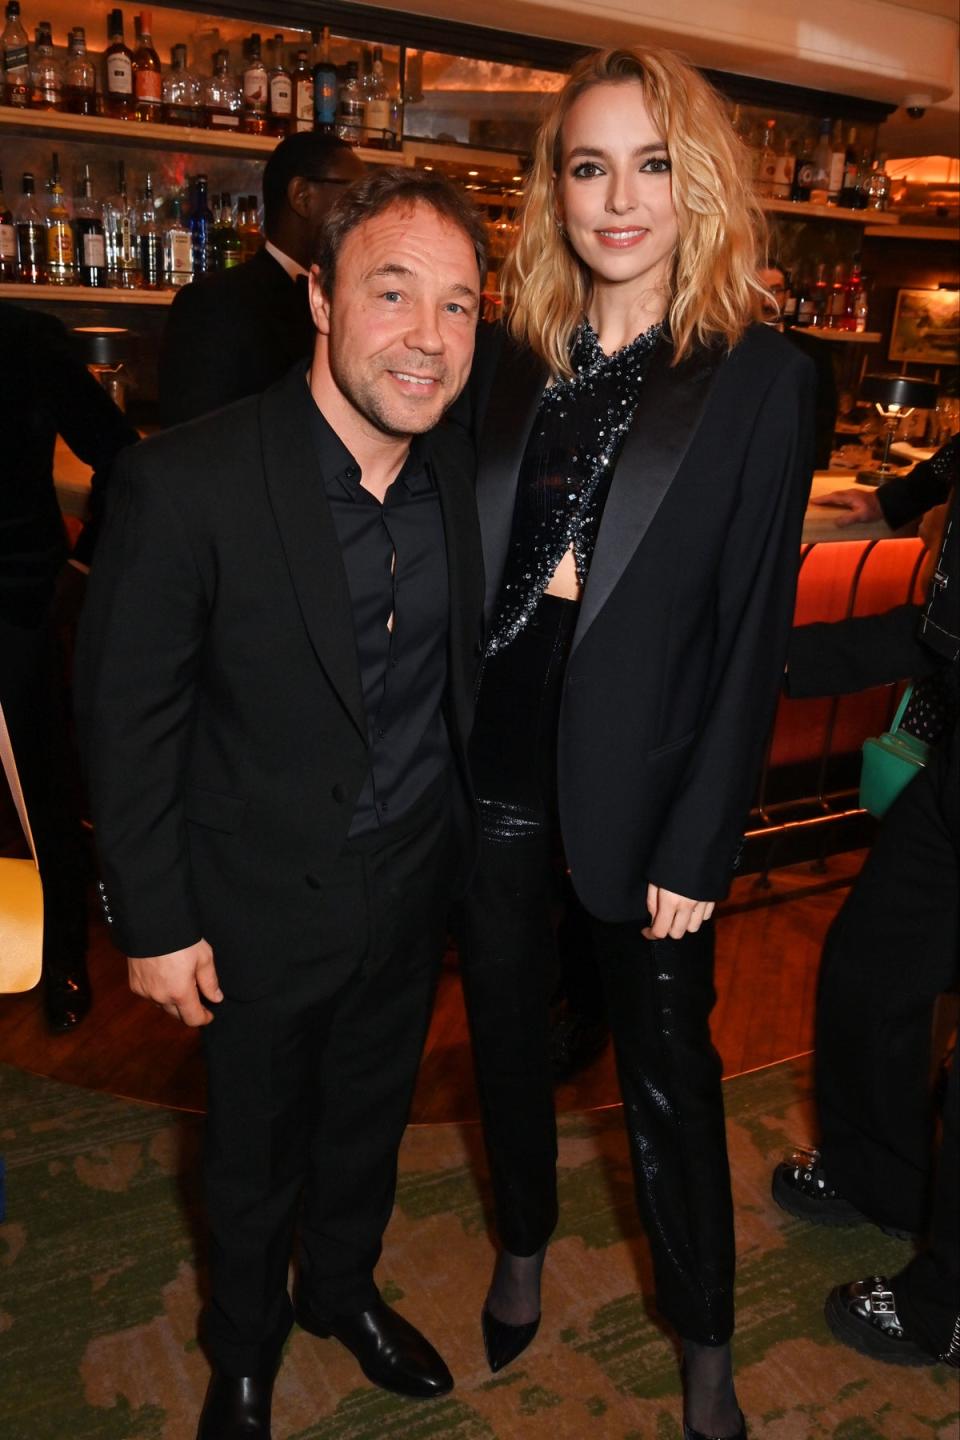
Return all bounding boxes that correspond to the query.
[315,167,488,294]
[261,132,358,231]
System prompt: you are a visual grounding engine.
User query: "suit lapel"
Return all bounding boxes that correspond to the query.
[431,428,484,738]
[476,339,547,626]
[571,336,726,657]
[259,367,368,741]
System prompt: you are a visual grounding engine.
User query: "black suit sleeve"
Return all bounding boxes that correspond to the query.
[877,434,958,530]
[75,449,209,956]
[158,280,250,426]
[785,604,940,698]
[646,355,816,900]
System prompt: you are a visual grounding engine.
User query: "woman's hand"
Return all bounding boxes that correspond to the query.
[643,884,715,940]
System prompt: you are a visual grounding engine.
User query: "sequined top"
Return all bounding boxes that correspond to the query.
[486,318,662,655]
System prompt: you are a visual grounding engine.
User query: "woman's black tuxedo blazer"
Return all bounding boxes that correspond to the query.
[466,321,816,911]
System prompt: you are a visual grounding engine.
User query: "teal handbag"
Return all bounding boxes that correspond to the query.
[859,685,930,819]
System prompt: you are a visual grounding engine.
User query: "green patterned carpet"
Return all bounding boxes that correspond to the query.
[0,1057,956,1439]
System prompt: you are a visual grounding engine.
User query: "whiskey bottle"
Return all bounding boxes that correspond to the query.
[63,27,97,114]
[202,49,240,130]
[361,47,391,148]
[214,192,241,270]
[290,49,313,134]
[825,263,847,328]
[0,171,17,281]
[241,33,268,134]
[161,195,193,287]
[138,172,162,288]
[14,172,46,282]
[162,43,200,125]
[75,164,107,286]
[102,161,139,287]
[312,26,337,135]
[29,20,63,110]
[239,196,261,260]
[133,10,162,122]
[337,60,362,146]
[267,33,292,136]
[45,154,75,285]
[2,1,30,107]
[103,9,135,120]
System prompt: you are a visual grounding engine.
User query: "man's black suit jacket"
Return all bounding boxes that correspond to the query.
[76,363,484,998]
[0,302,138,623]
[158,247,316,426]
[467,321,816,911]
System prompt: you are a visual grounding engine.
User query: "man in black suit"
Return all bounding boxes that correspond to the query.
[76,170,487,1438]
[158,132,365,425]
[0,302,138,1029]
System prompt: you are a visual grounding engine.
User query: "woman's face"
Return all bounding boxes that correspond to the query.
[555,80,678,302]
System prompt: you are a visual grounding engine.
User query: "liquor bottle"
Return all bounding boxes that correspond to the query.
[202,49,241,130]
[188,172,214,276]
[290,49,313,133]
[14,172,46,282]
[162,43,199,125]
[809,119,832,202]
[793,269,814,328]
[63,27,97,114]
[161,194,193,287]
[29,20,63,110]
[729,104,753,149]
[790,132,815,202]
[241,33,268,134]
[239,195,260,260]
[0,171,16,281]
[133,11,162,121]
[45,154,75,285]
[866,156,891,211]
[74,163,107,286]
[337,60,362,146]
[810,262,829,327]
[2,1,30,107]
[138,172,162,288]
[102,161,138,287]
[267,33,291,136]
[837,127,860,208]
[312,26,337,135]
[781,272,797,328]
[753,119,777,198]
[103,9,135,120]
[825,263,846,328]
[772,135,795,201]
[843,256,865,332]
[827,121,845,203]
[214,192,241,269]
[362,47,391,148]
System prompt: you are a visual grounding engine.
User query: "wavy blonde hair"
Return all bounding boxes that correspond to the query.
[503,47,769,376]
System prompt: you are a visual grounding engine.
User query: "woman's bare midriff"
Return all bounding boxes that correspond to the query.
[544,544,582,600]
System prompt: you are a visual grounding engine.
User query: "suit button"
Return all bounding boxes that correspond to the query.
[331,782,349,803]
[305,874,322,890]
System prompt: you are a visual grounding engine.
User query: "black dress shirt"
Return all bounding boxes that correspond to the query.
[309,394,451,835]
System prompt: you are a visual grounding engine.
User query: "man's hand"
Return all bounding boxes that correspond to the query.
[811,488,883,527]
[128,940,223,1026]
[643,885,716,940]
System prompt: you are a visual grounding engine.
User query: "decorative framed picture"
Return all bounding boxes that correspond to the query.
[888,287,960,367]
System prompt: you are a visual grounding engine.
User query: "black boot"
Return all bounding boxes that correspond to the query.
[196,1366,276,1438]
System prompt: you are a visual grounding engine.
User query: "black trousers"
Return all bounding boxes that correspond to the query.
[459,597,735,1344]
[817,738,959,1357]
[201,774,455,1376]
[0,611,87,976]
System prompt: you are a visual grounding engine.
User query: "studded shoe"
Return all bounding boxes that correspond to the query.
[771,1146,914,1239]
[825,1277,949,1367]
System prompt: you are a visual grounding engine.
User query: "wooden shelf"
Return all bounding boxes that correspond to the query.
[798,328,883,343]
[0,281,174,305]
[863,223,960,241]
[762,197,899,226]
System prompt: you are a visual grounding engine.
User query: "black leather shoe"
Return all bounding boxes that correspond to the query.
[481,1305,540,1373]
[772,1147,914,1240]
[196,1368,275,1438]
[43,965,92,1033]
[296,1295,453,1399]
[825,1277,949,1368]
[682,1412,747,1440]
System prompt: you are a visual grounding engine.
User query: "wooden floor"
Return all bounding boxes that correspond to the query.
[0,852,864,1123]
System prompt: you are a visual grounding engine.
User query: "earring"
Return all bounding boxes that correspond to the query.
[554,216,566,238]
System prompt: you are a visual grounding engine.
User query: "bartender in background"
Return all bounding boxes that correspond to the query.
[158,132,364,425]
[0,302,138,1030]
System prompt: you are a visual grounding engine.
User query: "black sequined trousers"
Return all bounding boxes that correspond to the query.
[458,594,736,1345]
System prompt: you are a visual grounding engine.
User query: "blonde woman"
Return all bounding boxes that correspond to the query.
[457,48,816,1438]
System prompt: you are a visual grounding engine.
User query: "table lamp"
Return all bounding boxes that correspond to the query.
[72,326,133,411]
[857,373,939,487]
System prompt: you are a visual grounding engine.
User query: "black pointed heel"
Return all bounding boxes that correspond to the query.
[682,1411,747,1440]
[481,1305,541,1373]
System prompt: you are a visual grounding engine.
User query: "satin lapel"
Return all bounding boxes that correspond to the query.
[432,430,484,738]
[259,368,367,741]
[571,337,726,658]
[476,340,547,626]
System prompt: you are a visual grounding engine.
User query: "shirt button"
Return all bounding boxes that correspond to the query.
[346,465,359,480]
[331,782,349,803]
[376,727,386,739]
[380,801,389,813]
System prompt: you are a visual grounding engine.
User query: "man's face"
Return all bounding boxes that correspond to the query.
[310,200,480,439]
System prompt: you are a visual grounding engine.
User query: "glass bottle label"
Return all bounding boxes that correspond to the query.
[364,99,390,134]
[316,77,337,126]
[82,232,106,267]
[243,72,266,104]
[295,79,314,120]
[136,69,162,102]
[210,110,240,128]
[0,223,15,258]
[4,43,28,70]
[108,56,133,94]
[167,229,193,274]
[48,224,75,265]
[270,75,292,113]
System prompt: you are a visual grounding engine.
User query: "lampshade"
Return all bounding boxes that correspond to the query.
[860,374,939,411]
[72,326,132,366]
